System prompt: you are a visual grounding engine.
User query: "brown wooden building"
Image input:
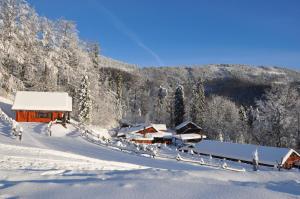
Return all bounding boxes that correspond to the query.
[174,121,206,143]
[175,121,203,134]
[12,91,72,123]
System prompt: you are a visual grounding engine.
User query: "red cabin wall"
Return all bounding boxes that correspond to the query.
[132,139,153,144]
[15,111,64,123]
[136,127,157,134]
[283,152,300,169]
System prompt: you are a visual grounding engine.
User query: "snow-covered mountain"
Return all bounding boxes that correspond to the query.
[142,64,300,105]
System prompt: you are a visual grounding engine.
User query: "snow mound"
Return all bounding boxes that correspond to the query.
[50,123,78,137]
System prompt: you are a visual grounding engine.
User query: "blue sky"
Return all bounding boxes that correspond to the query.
[27,0,300,69]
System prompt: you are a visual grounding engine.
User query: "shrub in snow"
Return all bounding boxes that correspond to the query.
[152,149,158,157]
[200,158,204,164]
[12,120,17,136]
[116,141,123,147]
[190,149,194,155]
[47,121,53,136]
[18,126,23,141]
[142,144,147,151]
[176,154,182,161]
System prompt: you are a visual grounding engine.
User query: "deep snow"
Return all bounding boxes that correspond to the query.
[0,97,300,199]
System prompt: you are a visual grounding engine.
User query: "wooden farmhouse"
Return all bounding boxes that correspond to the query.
[12,91,72,123]
[174,121,206,143]
[117,124,172,144]
[186,140,300,169]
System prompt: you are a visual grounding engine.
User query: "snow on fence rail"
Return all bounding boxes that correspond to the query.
[0,108,23,140]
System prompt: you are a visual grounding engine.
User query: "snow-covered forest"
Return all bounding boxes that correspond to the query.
[0,0,299,149]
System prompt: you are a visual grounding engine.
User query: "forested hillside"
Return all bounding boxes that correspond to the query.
[0,0,299,149]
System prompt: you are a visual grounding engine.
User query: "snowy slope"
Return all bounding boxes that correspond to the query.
[0,143,146,171]
[0,96,300,199]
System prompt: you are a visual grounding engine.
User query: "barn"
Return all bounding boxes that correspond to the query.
[187,140,300,169]
[12,91,72,123]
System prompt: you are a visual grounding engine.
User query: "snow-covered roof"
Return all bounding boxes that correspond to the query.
[118,124,158,135]
[194,140,300,166]
[175,121,202,130]
[174,133,205,140]
[151,124,167,131]
[12,91,72,112]
[146,132,173,138]
[131,137,154,141]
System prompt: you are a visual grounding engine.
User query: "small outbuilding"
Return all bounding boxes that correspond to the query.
[175,121,203,134]
[173,133,207,144]
[189,140,300,169]
[174,121,206,143]
[12,91,72,123]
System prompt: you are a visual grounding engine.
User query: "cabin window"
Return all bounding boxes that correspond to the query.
[37,112,52,118]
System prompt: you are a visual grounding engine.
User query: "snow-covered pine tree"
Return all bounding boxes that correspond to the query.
[154,85,168,123]
[190,77,205,126]
[87,42,100,68]
[238,105,248,143]
[78,75,92,124]
[174,84,185,126]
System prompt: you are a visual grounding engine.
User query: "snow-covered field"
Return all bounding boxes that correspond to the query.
[0,98,300,199]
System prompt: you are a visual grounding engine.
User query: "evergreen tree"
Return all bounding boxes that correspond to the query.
[174,85,185,126]
[89,42,100,68]
[238,105,248,143]
[78,75,92,124]
[154,85,168,123]
[190,78,205,126]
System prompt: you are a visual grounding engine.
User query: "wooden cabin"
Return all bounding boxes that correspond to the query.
[185,140,300,169]
[12,91,72,123]
[173,133,207,145]
[174,121,206,143]
[175,121,203,134]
